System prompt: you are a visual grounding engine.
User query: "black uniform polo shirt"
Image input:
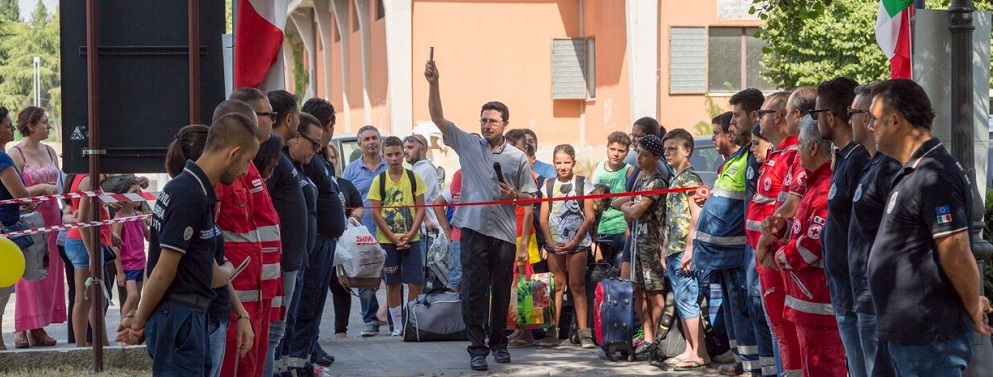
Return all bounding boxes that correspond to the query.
[868,138,972,345]
[302,152,346,240]
[848,152,901,315]
[823,142,869,315]
[148,160,223,301]
[744,151,760,207]
[268,150,308,272]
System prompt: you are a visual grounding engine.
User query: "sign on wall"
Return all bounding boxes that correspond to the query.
[717,0,761,21]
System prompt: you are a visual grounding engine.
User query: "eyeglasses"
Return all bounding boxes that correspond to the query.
[479,118,504,126]
[757,110,779,120]
[809,109,832,121]
[847,107,870,118]
[297,132,322,153]
[256,111,278,122]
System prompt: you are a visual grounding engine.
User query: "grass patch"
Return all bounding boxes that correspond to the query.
[0,366,149,377]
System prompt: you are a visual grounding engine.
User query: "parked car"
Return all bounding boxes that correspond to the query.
[330,134,361,177]
[690,137,721,188]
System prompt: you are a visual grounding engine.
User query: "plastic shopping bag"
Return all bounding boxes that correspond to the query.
[333,223,386,279]
[507,262,555,330]
[426,231,452,288]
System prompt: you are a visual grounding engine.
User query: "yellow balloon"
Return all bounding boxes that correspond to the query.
[0,236,24,287]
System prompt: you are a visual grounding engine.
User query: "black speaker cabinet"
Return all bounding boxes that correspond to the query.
[60,0,225,173]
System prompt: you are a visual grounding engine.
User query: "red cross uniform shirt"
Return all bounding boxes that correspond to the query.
[776,162,835,327]
[745,136,799,248]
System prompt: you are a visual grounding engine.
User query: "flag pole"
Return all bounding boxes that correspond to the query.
[948,0,993,374]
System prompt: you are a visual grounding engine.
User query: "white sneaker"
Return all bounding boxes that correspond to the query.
[391,328,403,337]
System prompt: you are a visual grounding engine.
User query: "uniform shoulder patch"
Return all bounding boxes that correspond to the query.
[183,226,194,241]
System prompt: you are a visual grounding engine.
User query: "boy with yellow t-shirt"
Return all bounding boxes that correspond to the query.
[368,136,428,336]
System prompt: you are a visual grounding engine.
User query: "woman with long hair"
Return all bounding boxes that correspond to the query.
[0,107,38,349]
[8,106,66,348]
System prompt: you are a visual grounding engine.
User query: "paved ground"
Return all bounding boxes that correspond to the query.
[2,283,720,376]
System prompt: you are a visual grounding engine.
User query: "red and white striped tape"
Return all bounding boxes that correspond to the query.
[0,190,162,206]
[3,213,151,238]
[0,190,104,206]
[97,191,160,204]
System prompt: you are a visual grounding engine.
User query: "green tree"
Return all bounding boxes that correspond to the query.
[0,0,18,23]
[752,0,993,89]
[0,0,60,138]
[752,0,889,88]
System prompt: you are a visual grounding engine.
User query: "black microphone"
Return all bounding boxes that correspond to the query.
[493,162,505,184]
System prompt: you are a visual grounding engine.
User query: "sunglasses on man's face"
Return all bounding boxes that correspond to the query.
[847,107,871,118]
[256,111,278,122]
[756,110,778,120]
[809,109,832,121]
[404,135,426,147]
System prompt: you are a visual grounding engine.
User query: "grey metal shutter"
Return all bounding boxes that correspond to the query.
[669,27,707,94]
[552,38,587,100]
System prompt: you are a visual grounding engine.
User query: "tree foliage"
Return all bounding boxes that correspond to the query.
[0,0,60,137]
[752,0,993,89]
[0,0,18,23]
[752,0,889,88]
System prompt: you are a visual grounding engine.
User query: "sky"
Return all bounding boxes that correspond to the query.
[18,0,58,20]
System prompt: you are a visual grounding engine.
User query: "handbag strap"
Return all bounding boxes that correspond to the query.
[522,260,535,281]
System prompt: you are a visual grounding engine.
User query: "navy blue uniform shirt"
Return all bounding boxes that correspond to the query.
[823,142,869,315]
[148,160,223,301]
[302,153,346,240]
[268,151,308,271]
[848,152,901,314]
[868,138,972,345]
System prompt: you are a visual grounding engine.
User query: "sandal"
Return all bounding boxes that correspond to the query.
[663,357,685,367]
[28,329,56,347]
[14,332,29,349]
[673,359,711,371]
[508,338,535,348]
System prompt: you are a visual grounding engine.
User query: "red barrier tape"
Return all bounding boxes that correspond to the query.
[0,190,164,206]
[352,186,710,211]
[4,213,151,237]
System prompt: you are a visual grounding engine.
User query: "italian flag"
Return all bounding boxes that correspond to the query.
[234,0,286,88]
[875,0,914,79]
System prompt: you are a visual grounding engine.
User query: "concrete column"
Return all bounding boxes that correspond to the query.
[289,9,317,99]
[383,0,412,137]
[261,0,289,91]
[624,0,659,122]
[314,0,335,99]
[354,0,374,129]
[331,0,352,132]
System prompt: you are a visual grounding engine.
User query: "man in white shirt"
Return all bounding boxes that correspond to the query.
[404,133,440,231]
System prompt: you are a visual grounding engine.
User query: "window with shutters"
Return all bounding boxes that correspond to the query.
[669,27,707,94]
[669,27,776,94]
[708,27,775,92]
[551,38,595,100]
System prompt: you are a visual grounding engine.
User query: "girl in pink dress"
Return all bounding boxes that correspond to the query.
[9,106,66,348]
[110,178,148,318]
